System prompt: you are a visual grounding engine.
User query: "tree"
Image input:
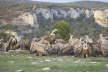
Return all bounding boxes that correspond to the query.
[53,20,71,40]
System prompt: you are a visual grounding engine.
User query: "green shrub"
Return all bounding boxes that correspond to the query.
[53,20,71,40]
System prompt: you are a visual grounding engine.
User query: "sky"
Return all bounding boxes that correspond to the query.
[32,0,108,3]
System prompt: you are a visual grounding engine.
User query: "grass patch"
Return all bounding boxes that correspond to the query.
[0,56,108,72]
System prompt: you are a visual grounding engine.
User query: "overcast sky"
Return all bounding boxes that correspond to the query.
[32,0,108,3]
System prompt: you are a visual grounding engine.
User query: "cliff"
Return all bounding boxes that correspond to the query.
[0,1,107,39]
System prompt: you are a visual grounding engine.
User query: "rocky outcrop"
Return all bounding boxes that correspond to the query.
[14,12,35,26]
[33,8,108,27]
[94,9,108,27]
[34,8,93,20]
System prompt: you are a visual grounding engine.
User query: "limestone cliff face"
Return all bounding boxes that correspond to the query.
[4,7,107,39]
[34,8,93,20]
[17,12,39,28]
[18,12,34,26]
[1,1,108,39]
[33,8,108,27]
[15,8,95,28]
[94,9,108,27]
[11,12,39,39]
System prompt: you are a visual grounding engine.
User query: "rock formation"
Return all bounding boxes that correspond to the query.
[94,9,108,27]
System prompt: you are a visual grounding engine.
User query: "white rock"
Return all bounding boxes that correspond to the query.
[45,59,51,62]
[31,62,38,64]
[28,56,33,59]
[74,60,81,63]
[94,9,108,27]
[69,8,80,19]
[18,12,34,26]
[42,67,51,71]
[9,61,14,63]
[16,70,24,72]
[106,64,108,67]
[40,61,44,63]
[90,62,97,64]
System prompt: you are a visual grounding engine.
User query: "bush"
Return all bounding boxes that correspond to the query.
[53,20,71,40]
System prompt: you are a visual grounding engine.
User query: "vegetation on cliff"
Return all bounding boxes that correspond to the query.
[53,20,71,40]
